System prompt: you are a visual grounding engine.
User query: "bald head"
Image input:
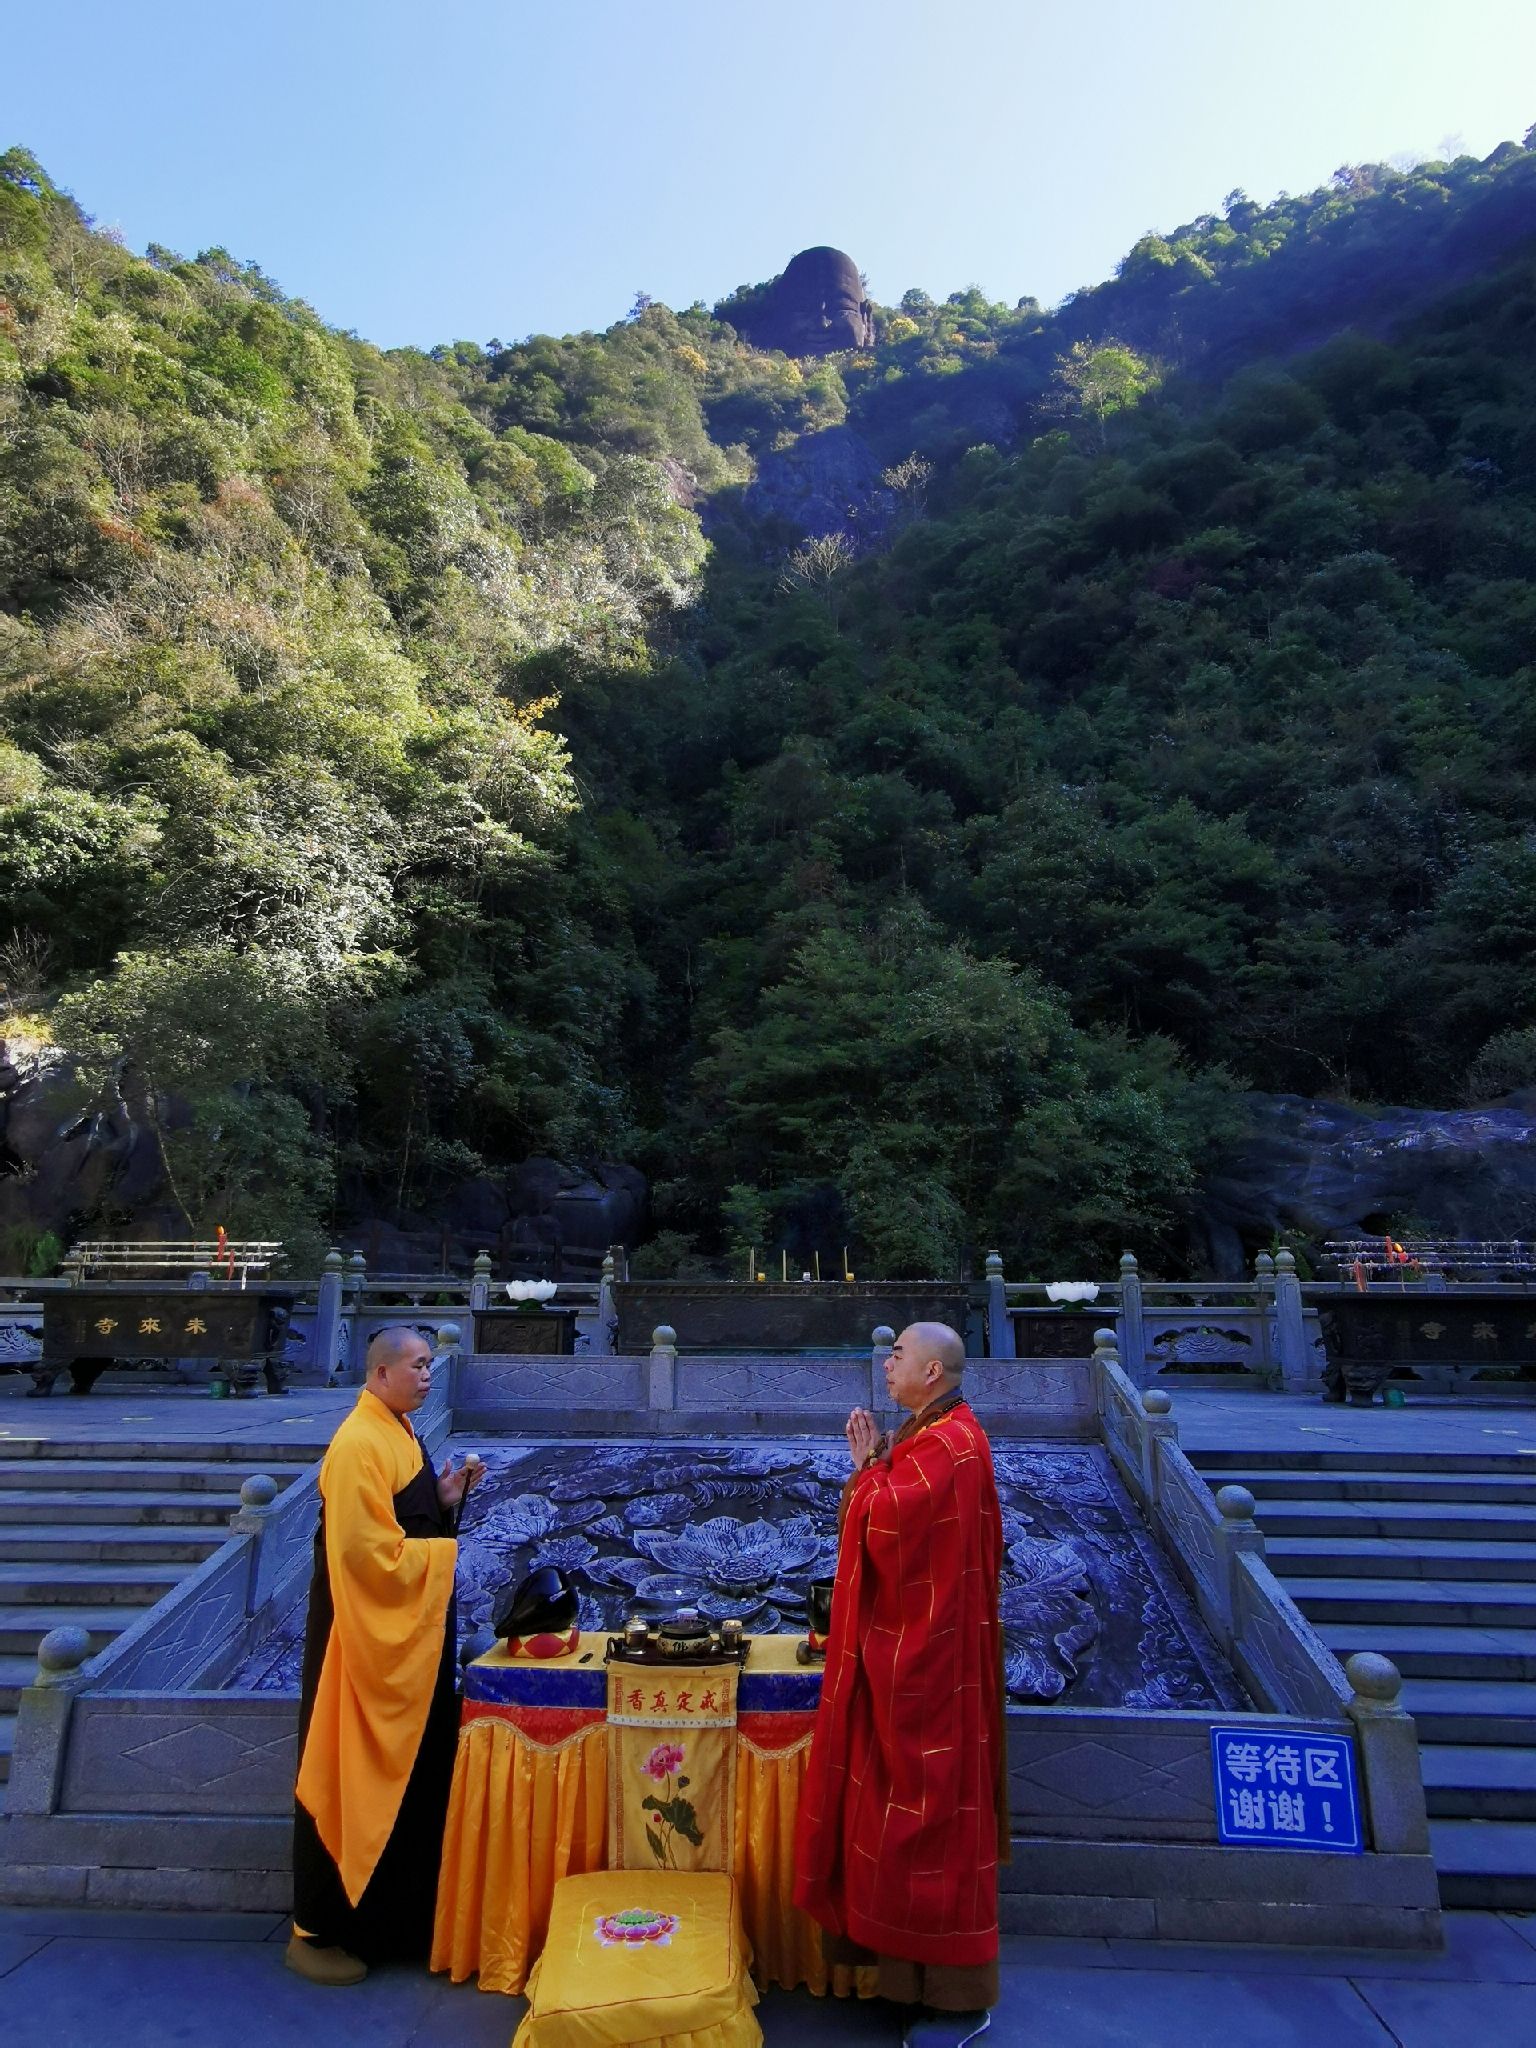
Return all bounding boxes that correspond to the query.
[884,1321,965,1415]
[366,1325,434,1417]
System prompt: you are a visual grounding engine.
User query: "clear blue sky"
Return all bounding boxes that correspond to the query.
[5,1,1533,351]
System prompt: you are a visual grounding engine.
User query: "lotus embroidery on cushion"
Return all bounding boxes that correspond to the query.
[594,1907,680,1946]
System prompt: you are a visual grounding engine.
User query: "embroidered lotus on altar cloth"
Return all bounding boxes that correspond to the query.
[633,1514,831,1595]
[594,1907,680,1946]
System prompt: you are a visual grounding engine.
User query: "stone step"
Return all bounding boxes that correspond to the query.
[1429,1818,1536,1909]
[1284,1575,1536,1628]
[0,1605,132,1653]
[0,1490,243,1526]
[0,1458,307,1492]
[1199,1466,1536,1505]
[1270,1536,1536,1581]
[0,1439,320,1465]
[1421,1743,1536,1821]
[0,1524,228,1565]
[1249,1499,1536,1542]
[1317,1621,1536,1680]
[0,1651,33,1713]
[1193,1449,1536,1476]
[1398,1675,1536,1745]
[0,1562,185,1606]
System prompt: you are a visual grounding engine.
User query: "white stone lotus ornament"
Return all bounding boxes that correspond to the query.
[1045,1281,1100,1304]
[505,1280,559,1302]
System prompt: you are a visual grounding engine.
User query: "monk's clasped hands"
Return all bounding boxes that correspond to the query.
[845,1406,882,1470]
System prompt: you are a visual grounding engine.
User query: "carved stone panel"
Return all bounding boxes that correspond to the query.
[62,1696,298,1816]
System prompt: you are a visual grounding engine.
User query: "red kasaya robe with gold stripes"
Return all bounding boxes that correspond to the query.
[794,1396,1005,1968]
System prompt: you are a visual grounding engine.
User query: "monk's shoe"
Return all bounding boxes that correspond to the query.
[284,1934,369,1986]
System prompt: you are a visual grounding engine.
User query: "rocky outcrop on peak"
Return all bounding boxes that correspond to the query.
[1192,1091,1536,1274]
[726,247,874,357]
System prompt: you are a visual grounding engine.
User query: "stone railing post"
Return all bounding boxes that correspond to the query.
[1140,1386,1177,1507]
[871,1325,895,1414]
[649,1325,677,1410]
[1117,1251,1147,1385]
[984,1251,1015,1359]
[1091,1327,1117,1418]
[311,1248,344,1383]
[1272,1251,1312,1393]
[7,1626,92,1815]
[1346,1652,1431,1854]
[470,1250,493,1314]
[1210,1483,1266,1641]
[1251,1251,1278,1387]
[229,1473,281,1611]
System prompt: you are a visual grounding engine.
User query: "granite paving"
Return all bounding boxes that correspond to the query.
[2,1910,1534,2046]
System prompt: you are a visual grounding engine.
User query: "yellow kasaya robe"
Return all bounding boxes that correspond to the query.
[292,1387,459,1960]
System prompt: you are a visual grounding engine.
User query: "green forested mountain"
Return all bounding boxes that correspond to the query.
[2,137,1535,1275]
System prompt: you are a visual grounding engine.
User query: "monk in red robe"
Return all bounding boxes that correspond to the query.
[795,1322,1006,2047]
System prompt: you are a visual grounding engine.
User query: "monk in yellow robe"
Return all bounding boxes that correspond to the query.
[286,1327,481,1986]
[795,1323,1006,2048]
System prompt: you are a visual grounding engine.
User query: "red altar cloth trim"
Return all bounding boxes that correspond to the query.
[460,1699,606,1750]
[737,1709,817,1757]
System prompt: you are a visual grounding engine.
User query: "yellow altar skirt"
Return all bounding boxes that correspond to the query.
[431,1712,865,1998]
[513,1871,760,2048]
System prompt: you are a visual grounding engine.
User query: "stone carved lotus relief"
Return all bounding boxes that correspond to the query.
[226,1439,1243,1713]
[633,1514,832,1593]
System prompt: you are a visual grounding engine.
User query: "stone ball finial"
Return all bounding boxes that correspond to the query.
[871,1325,895,1347]
[1119,1251,1139,1274]
[1141,1389,1173,1415]
[984,1251,1004,1279]
[36,1624,92,1681]
[1345,1651,1403,1705]
[473,1250,493,1277]
[651,1325,677,1350]
[322,1247,344,1274]
[435,1321,462,1351]
[239,1473,278,1510]
[1215,1484,1257,1521]
[1092,1327,1117,1351]
[1254,1251,1275,1276]
[1275,1250,1297,1274]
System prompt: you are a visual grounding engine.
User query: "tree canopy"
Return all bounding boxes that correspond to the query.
[4,136,1536,1273]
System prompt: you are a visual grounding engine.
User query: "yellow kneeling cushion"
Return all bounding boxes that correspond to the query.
[512,1871,762,2048]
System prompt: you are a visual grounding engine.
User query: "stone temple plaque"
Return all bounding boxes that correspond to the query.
[612,1282,969,1354]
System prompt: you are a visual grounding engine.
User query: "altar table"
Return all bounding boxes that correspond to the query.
[431,1633,863,1999]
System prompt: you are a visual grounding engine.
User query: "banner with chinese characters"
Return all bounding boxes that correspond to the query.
[1210,1727,1363,1853]
[606,1663,739,1873]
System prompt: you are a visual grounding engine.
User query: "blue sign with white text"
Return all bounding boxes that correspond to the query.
[1210,1727,1363,1853]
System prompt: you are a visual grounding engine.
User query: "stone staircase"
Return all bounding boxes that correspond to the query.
[1192,1446,1536,1910]
[0,1439,312,1798]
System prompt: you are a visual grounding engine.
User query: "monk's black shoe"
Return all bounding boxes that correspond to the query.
[284,1934,368,1986]
[903,2010,991,2048]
